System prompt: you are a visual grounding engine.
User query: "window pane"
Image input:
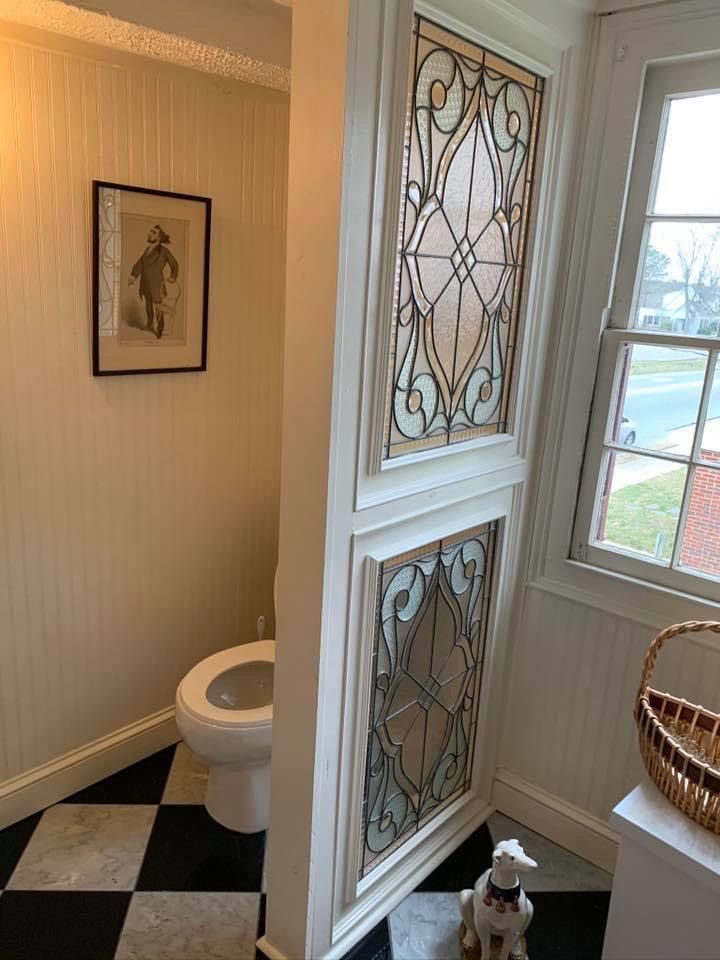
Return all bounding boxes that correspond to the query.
[654,94,720,216]
[700,362,720,460]
[382,16,544,460]
[595,452,685,562]
[610,343,706,455]
[361,523,497,876]
[680,466,720,578]
[634,222,720,336]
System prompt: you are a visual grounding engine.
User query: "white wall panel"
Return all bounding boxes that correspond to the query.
[0,22,288,785]
[501,586,720,825]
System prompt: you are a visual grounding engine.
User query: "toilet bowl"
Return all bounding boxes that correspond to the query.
[175,639,274,833]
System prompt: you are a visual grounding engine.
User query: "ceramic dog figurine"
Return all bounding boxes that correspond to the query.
[459,838,537,960]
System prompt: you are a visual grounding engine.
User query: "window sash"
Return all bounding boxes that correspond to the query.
[573,328,720,602]
[611,62,720,333]
[572,56,720,603]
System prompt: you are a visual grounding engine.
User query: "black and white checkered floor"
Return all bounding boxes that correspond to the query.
[0,743,612,959]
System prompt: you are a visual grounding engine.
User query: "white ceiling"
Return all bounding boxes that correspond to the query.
[61,0,291,67]
[45,0,667,72]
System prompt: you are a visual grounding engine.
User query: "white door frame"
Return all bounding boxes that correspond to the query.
[260,2,593,958]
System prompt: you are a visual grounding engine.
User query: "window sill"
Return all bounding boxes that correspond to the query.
[530,556,720,633]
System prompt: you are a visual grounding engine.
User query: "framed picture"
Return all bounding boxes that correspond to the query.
[92,181,211,375]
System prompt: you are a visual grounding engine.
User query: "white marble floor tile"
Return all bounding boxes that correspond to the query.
[487,812,613,892]
[6,804,156,891]
[115,892,260,960]
[162,743,209,804]
[389,893,462,960]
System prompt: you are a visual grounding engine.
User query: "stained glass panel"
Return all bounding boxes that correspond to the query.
[382,17,544,460]
[360,523,497,877]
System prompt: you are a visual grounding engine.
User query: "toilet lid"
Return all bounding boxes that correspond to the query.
[178,641,274,728]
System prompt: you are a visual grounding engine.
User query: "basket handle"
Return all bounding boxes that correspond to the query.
[639,620,720,698]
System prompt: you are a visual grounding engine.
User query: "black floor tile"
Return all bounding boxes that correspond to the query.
[62,745,177,804]
[135,804,265,892]
[0,812,42,888]
[527,891,610,960]
[415,822,494,891]
[341,918,392,960]
[0,891,131,960]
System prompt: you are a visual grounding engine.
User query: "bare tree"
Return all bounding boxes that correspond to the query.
[675,226,720,334]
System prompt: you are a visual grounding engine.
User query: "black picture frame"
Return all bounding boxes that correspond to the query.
[92,180,212,376]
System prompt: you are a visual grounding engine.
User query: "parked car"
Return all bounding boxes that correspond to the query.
[620,415,636,446]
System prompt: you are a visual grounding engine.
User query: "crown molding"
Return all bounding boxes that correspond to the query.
[597,0,672,11]
[0,0,290,91]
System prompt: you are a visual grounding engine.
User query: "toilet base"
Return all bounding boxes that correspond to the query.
[205,760,270,833]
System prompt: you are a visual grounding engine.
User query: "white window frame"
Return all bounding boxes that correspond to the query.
[573,59,720,604]
[529,0,720,627]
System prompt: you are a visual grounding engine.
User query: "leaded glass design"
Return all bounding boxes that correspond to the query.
[360,523,497,877]
[382,17,544,460]
[97,186,121,337]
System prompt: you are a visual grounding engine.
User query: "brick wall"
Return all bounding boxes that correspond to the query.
[681,449,720,575]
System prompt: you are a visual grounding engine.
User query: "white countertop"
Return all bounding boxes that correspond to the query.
[611,778,720,893]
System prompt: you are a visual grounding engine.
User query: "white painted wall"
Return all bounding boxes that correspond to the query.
[501,587,720,823]
[0,21,288,797]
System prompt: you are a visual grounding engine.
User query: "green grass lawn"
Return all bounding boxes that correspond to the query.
[604,466,685,560]
[629,358,706,376]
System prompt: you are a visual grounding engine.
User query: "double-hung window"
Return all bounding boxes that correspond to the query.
[574,58,720,603]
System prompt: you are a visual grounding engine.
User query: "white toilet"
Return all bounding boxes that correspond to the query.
[175,639,274,833]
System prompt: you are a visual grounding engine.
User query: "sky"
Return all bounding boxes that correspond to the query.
[643,93,720,285]
[654,92,720,215]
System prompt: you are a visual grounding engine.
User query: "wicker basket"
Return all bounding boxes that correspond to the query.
[636,620,720,832]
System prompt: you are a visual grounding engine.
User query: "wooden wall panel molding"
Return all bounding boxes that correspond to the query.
[500,586,720,834]
[0,707,178,829]
[493,768,619,874]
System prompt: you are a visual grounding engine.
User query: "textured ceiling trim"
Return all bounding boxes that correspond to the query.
[0,0,290,91]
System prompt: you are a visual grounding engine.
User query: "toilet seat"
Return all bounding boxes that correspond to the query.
[177,640,274,729]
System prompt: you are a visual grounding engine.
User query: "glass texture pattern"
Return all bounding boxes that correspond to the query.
[382,17,544,460]
[360,523,497,877]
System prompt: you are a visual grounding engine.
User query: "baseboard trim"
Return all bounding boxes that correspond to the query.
[0,706,179,829]
[256,935,288,960]
[493,768,619,874]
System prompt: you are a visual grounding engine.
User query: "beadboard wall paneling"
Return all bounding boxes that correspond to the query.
[0,24,288,784]
[500,586,720,824]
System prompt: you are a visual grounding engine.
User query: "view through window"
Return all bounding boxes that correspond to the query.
[588,89,720,584]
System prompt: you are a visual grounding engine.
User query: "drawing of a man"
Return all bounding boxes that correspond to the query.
[128,224,179,339]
